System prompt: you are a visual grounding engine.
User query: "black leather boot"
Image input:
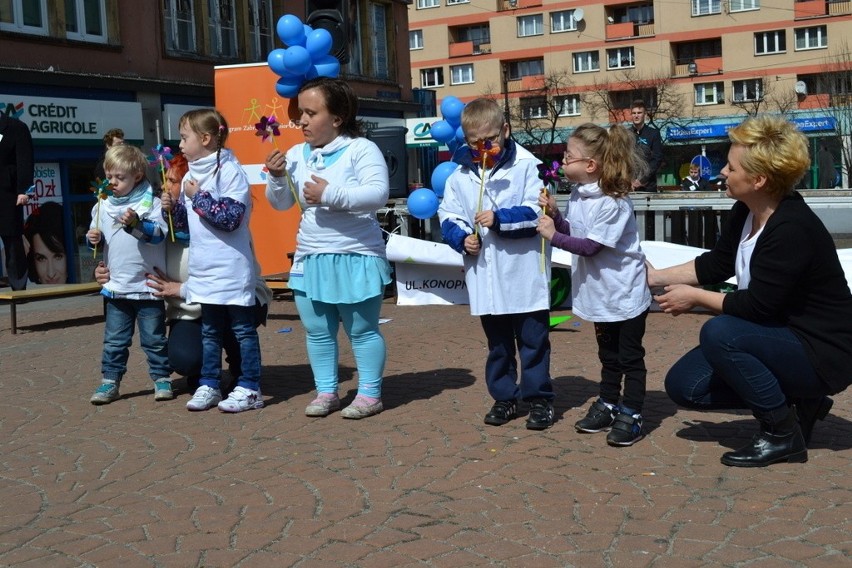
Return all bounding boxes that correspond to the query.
[720,407,808,467]
[791,396,833,446]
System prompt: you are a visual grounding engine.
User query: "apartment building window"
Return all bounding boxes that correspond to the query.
[507,58,544,80]
[551,9,578,33]
[755,30,785,55]
[555,94,581,116]
[612,4,653,24]
[695,82,724,105]
[573,51,599,73]
[421,67,444,88]
[607,47,635,70]
[795,25,827,51]
[455,24,490,47]
[446,0,469,4]
[164,0,196,53]
[730,0,759,11]
[371,2,390,80]
[732,79,763,102]
[64,0,106,43]
[450,63,474,85]
[416,0,439,9]
[208,0,237,57]
[691,0,720,16]
[521,97,547,119]
[517,14,543,37]
[247,0,273,62]
[674,38,722,65]
[410,29,423,50]
[0,0,48,35]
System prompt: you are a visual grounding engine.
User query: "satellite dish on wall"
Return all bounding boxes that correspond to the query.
[573,8,585,22]
[795,81,808,95]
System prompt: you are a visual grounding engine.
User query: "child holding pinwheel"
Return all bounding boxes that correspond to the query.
[537,123,651,447]
[86,144,172,405]
[438,98,555,430]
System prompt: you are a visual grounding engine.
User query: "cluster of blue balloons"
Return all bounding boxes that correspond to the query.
[268,14,340,99]
[429,96,466,149]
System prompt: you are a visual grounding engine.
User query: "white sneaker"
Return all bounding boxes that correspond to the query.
[217,386,264,413]
[186,385,222,411]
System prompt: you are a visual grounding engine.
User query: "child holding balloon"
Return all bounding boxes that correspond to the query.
[438,98,555,430]
[265,77,391,420]
[537,123,651,447]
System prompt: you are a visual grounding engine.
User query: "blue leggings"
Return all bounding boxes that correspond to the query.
[294,290,386,398]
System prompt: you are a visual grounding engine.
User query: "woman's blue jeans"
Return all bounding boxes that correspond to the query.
[665,315,828,413]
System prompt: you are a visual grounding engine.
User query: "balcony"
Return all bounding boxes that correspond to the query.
[673,56,723,78]
[829,0,852,15]
[798,94,831,109]
[505,75,545,92]
[795,0,827,19]
[499,0,542,10]
[605,21,654,40]
[448,40,491,57]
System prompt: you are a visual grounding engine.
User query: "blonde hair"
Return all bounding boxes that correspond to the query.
[460,98,504,136]
[179,108,229,170]
[570,123,647,198]
[103,144,148,178]
[727,115,810,199]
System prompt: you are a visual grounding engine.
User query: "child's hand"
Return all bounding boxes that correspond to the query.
[161,191,174,212]
[463,234,481,255]
[94,261,110,285]
[537,216,555,240]
[87,229,103,246]
[304,175,328,205]
[118,208,138,227]
[538,193,557,216]
[474,210,495,228]
[265,149,287,177]
[184,178,199,199]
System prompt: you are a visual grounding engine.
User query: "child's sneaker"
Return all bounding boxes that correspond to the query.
[484,400,518,426]
[341,395,383,419]
[90,382,119,405]
[218,386,264,413]
[526,398,554,430]
[186,385,222,411]
[606,411,645,446]
[153,379,175,401]
[575,399,617,433]
[305,393,341,417]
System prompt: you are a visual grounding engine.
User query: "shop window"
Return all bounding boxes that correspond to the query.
[247,0,273,62]
[0,0,49,35]
[64,0,106,43]
[164,0,196,53]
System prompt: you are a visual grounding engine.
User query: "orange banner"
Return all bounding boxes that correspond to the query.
[214,63,302,276]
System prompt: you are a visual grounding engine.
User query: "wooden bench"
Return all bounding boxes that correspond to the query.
[0,282,102,334]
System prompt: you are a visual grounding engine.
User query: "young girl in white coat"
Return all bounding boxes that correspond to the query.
[538,123,651,446]
[171,108,263,413]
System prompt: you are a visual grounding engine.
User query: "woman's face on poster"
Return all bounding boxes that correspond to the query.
[31,234,67,284]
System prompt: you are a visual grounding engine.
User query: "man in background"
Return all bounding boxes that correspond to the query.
[629,100,663,193]
[0,114,34,290]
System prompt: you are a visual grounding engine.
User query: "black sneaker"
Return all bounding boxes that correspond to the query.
[484,400,518,426]
[526,398,554,430]
[575,399,616,433]
[606,411,645,446]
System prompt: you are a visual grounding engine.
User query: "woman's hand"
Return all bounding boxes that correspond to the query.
[463,234,481,256]
[537,215,555,240]
[161,191,174,212]
[654,284,698,316]
[265,149,287,177]
[303,175,328,205]
[146,267,183,298]
[183,178,199,199]
[94,261,110,285]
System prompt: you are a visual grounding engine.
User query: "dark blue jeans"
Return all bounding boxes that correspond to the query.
[199,303,261,392]
[665,315,828,413]
[480,310,553,402]
[102,298,170,382]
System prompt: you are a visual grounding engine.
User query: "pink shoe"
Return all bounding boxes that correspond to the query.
[305,393,340,417]
[341,395,383,419]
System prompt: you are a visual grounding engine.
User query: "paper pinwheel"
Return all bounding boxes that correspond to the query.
[537,161,561,188]
[255,115,281,146]
[147,145,176,241]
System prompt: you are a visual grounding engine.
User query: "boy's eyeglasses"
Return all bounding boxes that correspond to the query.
[467,132,502,147]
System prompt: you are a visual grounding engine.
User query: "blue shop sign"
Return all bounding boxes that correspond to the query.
[667,116,836,141]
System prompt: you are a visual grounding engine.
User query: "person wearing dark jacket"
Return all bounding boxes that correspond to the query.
[629,100,663,193]
[0,115,34,290]
[647,115,852,468]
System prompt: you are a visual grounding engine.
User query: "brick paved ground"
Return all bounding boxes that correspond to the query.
[0,294,850,567]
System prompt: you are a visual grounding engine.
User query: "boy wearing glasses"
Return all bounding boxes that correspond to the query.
[438,98,555,430]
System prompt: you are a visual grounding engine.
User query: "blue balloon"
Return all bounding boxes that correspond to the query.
[430,120,455,144]
[431,161,459,198]
[283,45,312,75]
[455,125,465,143]
[277,14,305,46]
[313,54,340,78]
[267,48,288,76]
[276,75,303,99]
[305,65,319,80]
[441,96,465,127]
[306,28,333,59]
[407,188,440,220]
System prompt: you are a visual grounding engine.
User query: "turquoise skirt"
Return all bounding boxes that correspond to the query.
[288,253,392,304]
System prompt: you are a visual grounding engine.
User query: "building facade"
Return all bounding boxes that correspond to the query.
[1,0,415,282]
[408,0,852,187]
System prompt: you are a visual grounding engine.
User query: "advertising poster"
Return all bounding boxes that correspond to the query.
[22,163,69,285]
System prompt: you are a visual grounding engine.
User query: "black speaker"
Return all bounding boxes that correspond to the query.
[367,127,408,199]
[306,0,350,64]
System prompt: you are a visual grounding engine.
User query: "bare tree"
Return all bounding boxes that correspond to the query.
[729,76,799,117]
